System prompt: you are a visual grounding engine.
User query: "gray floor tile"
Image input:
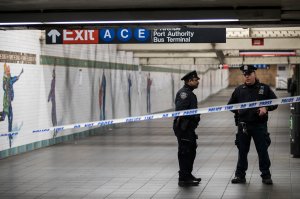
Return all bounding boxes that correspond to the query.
[0,89,298,199]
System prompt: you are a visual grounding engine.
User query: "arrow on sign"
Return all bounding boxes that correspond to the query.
[47,30,61,43]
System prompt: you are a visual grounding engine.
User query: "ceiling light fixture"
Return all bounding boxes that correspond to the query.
[44,19,239,24]
[240,50,296,57]
[0,19,239,26]
[0,22,43,26]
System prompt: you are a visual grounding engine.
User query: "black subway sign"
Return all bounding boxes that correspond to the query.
[46,28,226,44]
[152,28,225,43]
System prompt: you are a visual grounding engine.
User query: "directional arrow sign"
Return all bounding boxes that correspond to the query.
[46,29,62,44]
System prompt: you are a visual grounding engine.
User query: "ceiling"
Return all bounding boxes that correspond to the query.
[1,0,300,28]
[1,0,300,66]
[0,0,298,11]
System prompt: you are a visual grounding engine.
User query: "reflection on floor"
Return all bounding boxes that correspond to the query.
[0,88,299,199]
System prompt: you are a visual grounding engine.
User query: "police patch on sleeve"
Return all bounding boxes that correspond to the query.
[180,92,187,99]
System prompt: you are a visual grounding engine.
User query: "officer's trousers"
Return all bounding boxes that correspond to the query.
[176,135,197,179]
[235,122,271,179]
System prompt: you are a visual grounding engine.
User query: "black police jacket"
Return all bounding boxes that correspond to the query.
[174,84,200,132]
[228,80,278,124]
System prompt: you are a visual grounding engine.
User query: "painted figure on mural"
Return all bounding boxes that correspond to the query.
[99,71,106,120]
[146,72,152,113]
[48,67,57,137]
[171,73,175,108]
[128,73,132,117]
[0,63,24,145]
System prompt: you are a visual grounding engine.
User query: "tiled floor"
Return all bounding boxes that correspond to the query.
[0,88,299,199]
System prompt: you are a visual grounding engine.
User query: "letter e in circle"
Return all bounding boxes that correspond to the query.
[134,28,150,42]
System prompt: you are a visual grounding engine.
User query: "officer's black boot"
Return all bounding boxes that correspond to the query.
[231,176,246,184]
[178,172,199,187]
[262,177,273,185]
[190,174,201,182]
[178,177,199,187]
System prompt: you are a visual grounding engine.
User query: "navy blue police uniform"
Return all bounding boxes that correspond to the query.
[173,70,201,186]
[228,65,278,184]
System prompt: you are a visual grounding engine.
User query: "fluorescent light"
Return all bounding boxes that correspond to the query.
[240,50,296,56]
[0,19,239,26]
[0,22,43,26]
[43,19,239,25]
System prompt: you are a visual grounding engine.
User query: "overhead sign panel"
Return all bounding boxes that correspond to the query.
[152,28,225,43]
[46,28,226,44]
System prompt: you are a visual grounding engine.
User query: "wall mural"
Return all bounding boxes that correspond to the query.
[146,72,152,113]
[128,73,132,117]
[0,59,226,154]
[99,71,106,120]
[48,67,57,138]
[171,73,175,108]
[0,63,23,147]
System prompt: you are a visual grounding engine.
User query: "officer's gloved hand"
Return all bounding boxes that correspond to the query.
[257,107,268,117]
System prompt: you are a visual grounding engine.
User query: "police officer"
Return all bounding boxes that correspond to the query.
[228,65,278,185]
[173,70,201,186]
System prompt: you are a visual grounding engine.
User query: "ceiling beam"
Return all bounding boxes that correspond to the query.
[139,56,300,65]
[117,38,300,52]
[118,38,300,52]
[134,52,216,58]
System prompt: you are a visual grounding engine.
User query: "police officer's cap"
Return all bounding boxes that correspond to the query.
[181,70,200,81]
[239,65,257,75]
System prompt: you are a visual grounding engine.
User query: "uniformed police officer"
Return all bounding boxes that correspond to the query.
[173,70,201,186]
[228,65,278,185]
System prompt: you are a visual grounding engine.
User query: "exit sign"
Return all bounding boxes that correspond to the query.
[252,38,264,46]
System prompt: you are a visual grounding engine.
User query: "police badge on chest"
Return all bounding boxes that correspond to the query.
[180,92,187,99]
[259,86,265,95]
